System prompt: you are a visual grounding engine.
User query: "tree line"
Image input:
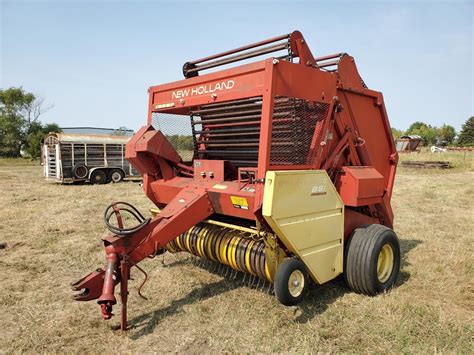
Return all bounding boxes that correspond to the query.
[0,87,60,158]
[391,117,474,147]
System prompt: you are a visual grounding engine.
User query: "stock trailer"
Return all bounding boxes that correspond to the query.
[72,31,400,330]
[42,133,139,184]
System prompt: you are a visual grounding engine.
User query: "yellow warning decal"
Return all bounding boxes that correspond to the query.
[230,196,249,210]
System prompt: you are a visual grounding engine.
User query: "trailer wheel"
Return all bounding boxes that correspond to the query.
[72,164,88,179]
[345,224,400,296]
[274,258,308,306]
[90,169,107,184]
[109,169,125,183]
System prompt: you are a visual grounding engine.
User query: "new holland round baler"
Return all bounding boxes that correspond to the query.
[72,31,400,330]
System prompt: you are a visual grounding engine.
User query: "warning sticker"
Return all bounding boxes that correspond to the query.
[230,196,249,210]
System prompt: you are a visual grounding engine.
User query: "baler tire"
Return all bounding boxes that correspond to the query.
[90,169,107,185]
[344,224,400,296]
[274,258,307,306]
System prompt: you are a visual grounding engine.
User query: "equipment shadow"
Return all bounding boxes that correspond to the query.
[127,278,241,339]
[397,237,422,284]
[291,237,422,324]
[127,238,422,334]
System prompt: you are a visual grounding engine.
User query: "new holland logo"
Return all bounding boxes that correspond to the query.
[172,80,235,99]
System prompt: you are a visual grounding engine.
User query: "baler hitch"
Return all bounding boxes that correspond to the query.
[71,268,105,302]
[72,202,150,329]
[72,190,214,330]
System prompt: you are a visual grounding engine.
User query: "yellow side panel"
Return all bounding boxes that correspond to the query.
[262,170,344,284]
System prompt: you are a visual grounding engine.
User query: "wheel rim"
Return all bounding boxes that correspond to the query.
[112,172,121,182]
[377,244,394,283]
[95,174,103,182]
[288,269,305,298]
[75,166,87,179]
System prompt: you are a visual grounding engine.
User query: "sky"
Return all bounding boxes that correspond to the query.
[1,0,472,132]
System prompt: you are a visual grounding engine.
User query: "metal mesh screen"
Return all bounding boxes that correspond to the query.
[151,96,328,167]
[151,113,195,162]
[192,97,263,167]
[270,97,329,166]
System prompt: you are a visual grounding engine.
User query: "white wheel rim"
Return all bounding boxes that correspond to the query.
[288,269,305,297]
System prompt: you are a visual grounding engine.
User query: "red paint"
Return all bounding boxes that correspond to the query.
[72,31,398,330]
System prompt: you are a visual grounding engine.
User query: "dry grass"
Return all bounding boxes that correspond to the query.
[0,153,473,353]
[398,147,474,171]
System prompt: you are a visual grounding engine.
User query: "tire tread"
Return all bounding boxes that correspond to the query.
[345,224,400,296]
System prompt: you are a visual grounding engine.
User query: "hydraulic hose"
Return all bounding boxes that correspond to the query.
[103,201,150,236]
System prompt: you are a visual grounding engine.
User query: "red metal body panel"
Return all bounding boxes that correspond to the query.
[336,166,385,206]
[193,159,226,181]
[273,60,336,103]
[149,61,267,116]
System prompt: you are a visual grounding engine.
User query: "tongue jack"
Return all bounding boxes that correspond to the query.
[97,252,118,320]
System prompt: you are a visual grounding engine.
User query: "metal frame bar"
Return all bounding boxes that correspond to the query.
[189,33,290,65]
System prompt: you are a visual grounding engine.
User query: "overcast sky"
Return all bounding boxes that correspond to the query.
[1,0,472,131]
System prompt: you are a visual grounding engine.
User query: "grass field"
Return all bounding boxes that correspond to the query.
[0,152,473,352]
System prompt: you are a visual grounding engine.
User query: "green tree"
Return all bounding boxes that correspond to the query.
[437,124,456,145]
[457,116,474,147]
[25,122,61,159]
[407,121,427,132]
[391,127,403,140]
[0,113,24,156]
[0,88,33,157]
[0,87,55,157]
[43,123,61,134]
[405,121,437,145]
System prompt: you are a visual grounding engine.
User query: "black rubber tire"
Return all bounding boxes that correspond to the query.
[344,224,400,296]
[274,258,308,306]
[72,163,88,179]
[90,169,107,184]
[109,169,125,183]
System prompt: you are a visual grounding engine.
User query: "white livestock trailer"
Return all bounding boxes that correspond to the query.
[42,133,139,184]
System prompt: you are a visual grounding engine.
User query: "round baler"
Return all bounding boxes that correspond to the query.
[72,31,400,330]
